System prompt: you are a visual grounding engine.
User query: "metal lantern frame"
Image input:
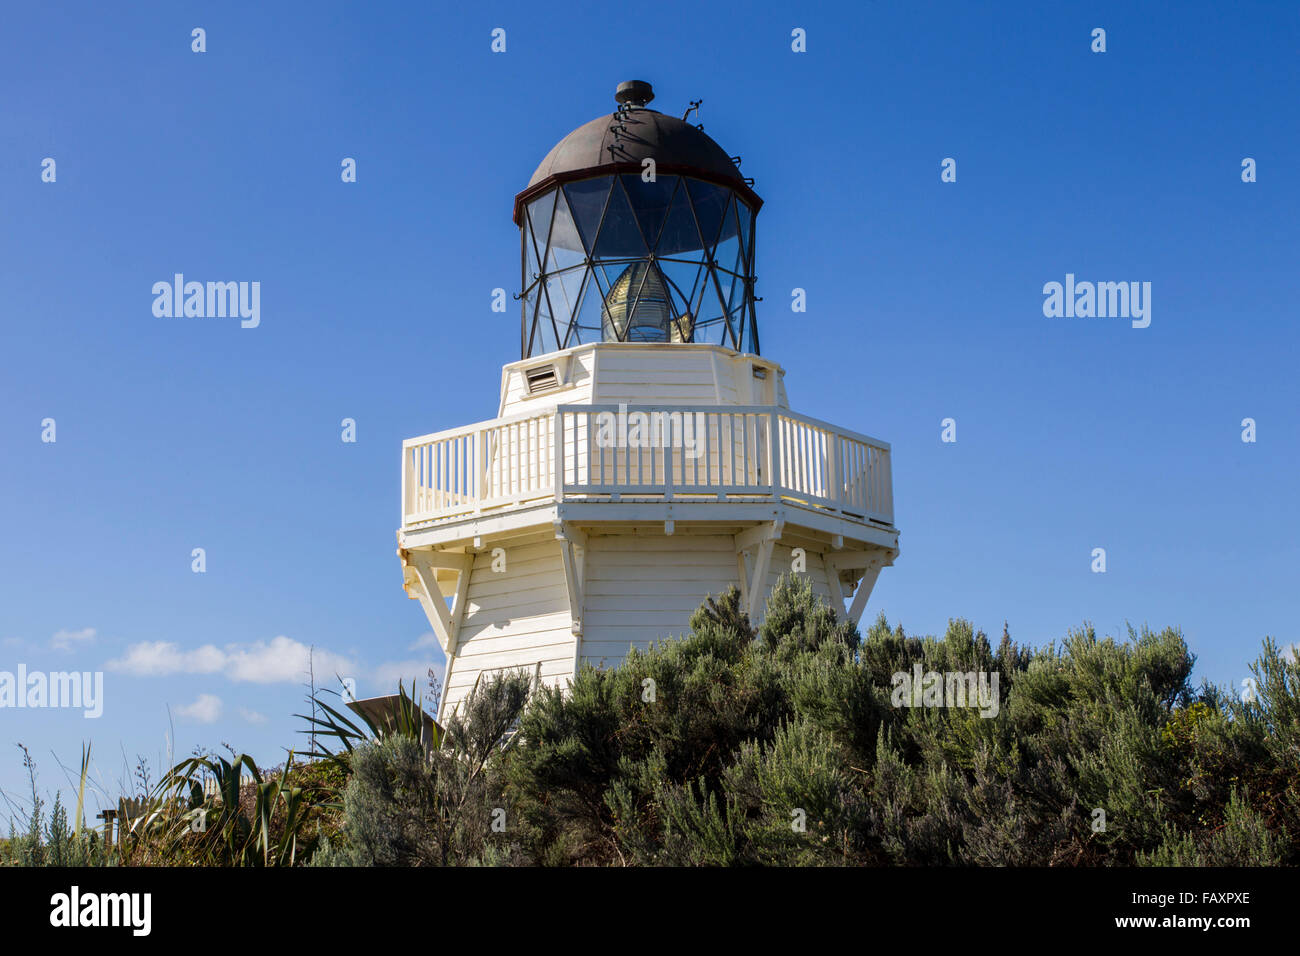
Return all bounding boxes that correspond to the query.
[516,166,760,359]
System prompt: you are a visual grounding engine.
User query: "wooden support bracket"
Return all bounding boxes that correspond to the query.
[403,549,473,657]
[554,521,587,639]
[825,551,887,625]
[734,513,785,624]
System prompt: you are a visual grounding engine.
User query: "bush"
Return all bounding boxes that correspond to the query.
[17,577,1296,867]
[321,672,532,866]
[501,577,1297,866]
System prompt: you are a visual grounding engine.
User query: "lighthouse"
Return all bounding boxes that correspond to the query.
[398,81,899,722]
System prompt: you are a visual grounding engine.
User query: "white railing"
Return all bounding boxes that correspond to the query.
[402,405,892,529]
[402,410,555,521]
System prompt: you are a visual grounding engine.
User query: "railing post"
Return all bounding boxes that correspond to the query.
[401,444,409,527]
[766,410,779,498]
[826,433,840,510]
[476,429,488,513]
[553,409,565,503]
[664,421,674,502]
[882,447,893,521]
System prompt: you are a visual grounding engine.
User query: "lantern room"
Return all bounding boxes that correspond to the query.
[512,80,762,357]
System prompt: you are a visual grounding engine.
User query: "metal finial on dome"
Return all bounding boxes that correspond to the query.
[614,80,654,107]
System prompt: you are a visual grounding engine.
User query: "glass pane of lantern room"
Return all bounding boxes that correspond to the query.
[697,261,730,322]
[656,179,705,256]
[544,191,587,274]
[523,284,542,352]
[685,179,730,250]
[686,260,715,321]
[657,258,704,320]
[721,265,746,325]
[563,177,613,253]
[712,197,745,278]
[531,283,561,355]
[593,178,648,260]
[546,265,585,334]
[523,217,542,295]
[570,267,606,345]
[620,174,677,251]
[526,189,557,263]
[735,199,754,267]
[591,259,631,302]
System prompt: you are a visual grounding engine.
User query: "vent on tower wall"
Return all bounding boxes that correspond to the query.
[525,363,560,394]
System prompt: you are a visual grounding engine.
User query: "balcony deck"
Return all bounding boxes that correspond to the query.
[401,404,894,535]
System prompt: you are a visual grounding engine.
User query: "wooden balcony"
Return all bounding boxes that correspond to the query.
[401,404,893,532]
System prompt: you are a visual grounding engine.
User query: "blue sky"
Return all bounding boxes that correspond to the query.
[1,0,1296,815]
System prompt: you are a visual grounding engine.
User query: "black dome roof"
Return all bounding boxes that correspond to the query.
[514,81,761,224]
[526,109,745,190]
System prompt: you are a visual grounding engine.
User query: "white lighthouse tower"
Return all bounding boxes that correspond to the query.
[398,81,899,722]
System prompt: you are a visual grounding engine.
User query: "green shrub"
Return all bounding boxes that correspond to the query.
[321,671,532,866]
[14,578,1297,867]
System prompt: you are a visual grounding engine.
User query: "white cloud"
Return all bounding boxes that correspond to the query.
[108,636,353,685]
[372,658,444,691]
[108,641,224,676]
[176,693,222,723]
[238,707,268,724]
[409,631,439,651]
[51,627,97,651]
[224,636,352,684]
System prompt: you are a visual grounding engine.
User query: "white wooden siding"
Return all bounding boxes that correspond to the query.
[762,544,836,605]
[579,534,740,666]
[441,537,576,720]
[498,344,784,415]
[591,350,720,405]
[440,533,855,719]
[499,350,597,417]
